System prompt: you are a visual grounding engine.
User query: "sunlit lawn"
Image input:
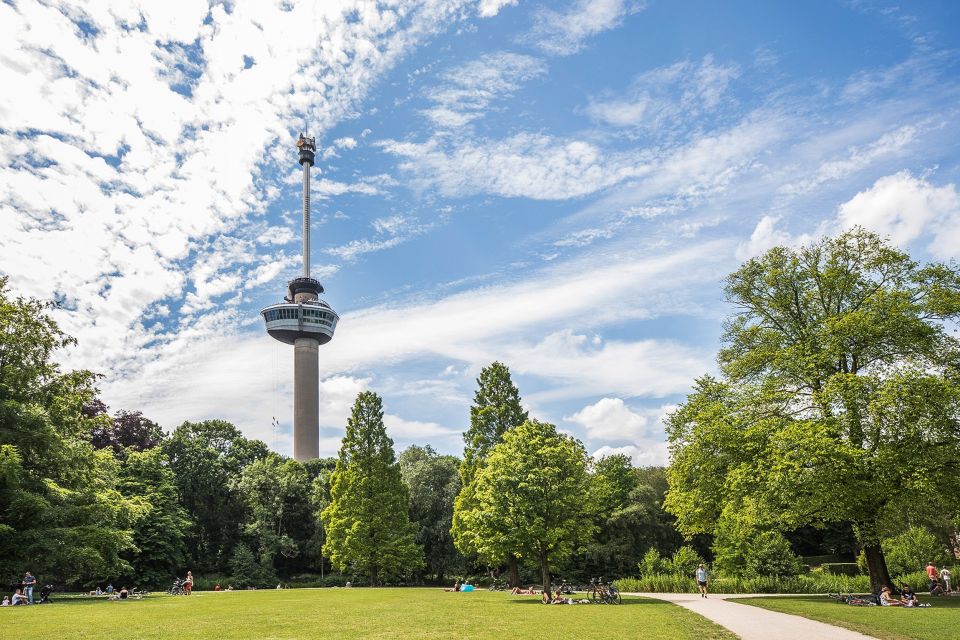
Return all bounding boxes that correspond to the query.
[734,595,960,640]
[1,588,735,639]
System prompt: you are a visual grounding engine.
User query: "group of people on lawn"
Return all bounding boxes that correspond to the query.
[2,571,37,607]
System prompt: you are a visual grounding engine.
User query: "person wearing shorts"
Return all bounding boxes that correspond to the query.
[696,564,708,598]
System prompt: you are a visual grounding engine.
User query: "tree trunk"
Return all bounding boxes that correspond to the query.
[370,564,379,587]
[508,555,519,588]
[863,544,894,594]
[540,551,551,603]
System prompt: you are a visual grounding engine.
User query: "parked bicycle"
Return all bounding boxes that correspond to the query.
[488,579,509,591]
[588,577,622,604]
[168,578,186,596]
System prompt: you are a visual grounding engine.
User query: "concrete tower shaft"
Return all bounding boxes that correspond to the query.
[293,337,320,460]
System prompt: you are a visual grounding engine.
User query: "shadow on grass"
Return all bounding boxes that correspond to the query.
[508,597,666,606]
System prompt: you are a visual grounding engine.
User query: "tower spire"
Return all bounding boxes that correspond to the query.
[296,132,316,278]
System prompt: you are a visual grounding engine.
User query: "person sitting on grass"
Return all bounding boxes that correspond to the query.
[880,585,902,606]
[443,580,461,592]
[1,596,9,606]
[12,589,28,606]
[900,585,921,607]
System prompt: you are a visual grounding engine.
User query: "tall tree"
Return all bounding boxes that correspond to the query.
[665,229,960,592]
[238,455,316,577]
[399,445,465,583]
[117,447,190,587]
[321,391,421,585]
[452,362,528,585]
[91,409,165,454]
[0,277,136,585]
[162,420,268,573]
[464,420,593,599]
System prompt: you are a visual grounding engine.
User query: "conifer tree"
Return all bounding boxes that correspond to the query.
[321,391,421,585]
[452,362,528,585]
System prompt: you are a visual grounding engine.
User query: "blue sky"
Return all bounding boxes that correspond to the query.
[2,0,960,462]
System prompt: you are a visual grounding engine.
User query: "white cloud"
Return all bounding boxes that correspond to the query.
[592,443,669,466]
[478,0,518,17]
[380,133,648,199]
[736,215,795,260]
[527,0,645,56]
[0,0,503,384]
[565,397,647,441]
[421,52,547,128]
[837,171,960,258]
[584,55,739,132]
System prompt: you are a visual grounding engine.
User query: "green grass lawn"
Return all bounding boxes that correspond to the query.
[733,595,960,640]
[0,588,735,639]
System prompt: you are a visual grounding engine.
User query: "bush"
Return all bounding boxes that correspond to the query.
[229,544,277,588]
[666,546,704,576]
[879,527,951,578]
[819,563,861,576]
[614,571,870,594]
[713,520,803,578]
[638,548,664,577]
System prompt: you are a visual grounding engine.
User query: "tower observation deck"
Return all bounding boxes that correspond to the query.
[260,133,339,461]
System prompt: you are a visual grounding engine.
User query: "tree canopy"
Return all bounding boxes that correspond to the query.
[665,229,960,591]
[462,419,593,597]
[321,391,421,585]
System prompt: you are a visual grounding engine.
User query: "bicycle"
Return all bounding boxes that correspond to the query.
[588,577,622,604]
[488,579,509,591]
[167,578,186,596]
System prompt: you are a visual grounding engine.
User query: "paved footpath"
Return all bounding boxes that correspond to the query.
[627,592,875,640]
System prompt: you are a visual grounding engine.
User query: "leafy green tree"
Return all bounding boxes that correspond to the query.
[399,445,465,583]
[666,229,960,592]
[666,545,705,576]
[117,447,190,587]
[321,391,421,585]
[229,542,276,587]
[0,277,137,585]
[463,420,593,599]
[638,548,664,577]
[452,362,528,585]
[162,420,268,573]
[238,454,316,577]
[877,526,951,578]
[713,515,802,578]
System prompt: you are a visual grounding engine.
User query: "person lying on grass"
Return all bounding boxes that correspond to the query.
[511,586,537,595]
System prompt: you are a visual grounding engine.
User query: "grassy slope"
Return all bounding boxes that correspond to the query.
[0,589,735,640]
[733,595,960,640]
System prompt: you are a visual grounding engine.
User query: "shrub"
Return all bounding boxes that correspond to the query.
[613,571,870,594]
[666,546,704,576]
[880,527,951,578]
[713,520,803,578]
[638,548,664,577]
[820,563,861,576]
[746,531,803,577]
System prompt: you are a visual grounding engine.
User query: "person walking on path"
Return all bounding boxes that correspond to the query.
[23,572,36,604]
[940,566,952,593]
[926,563,943,594]
[696,564,709,598]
